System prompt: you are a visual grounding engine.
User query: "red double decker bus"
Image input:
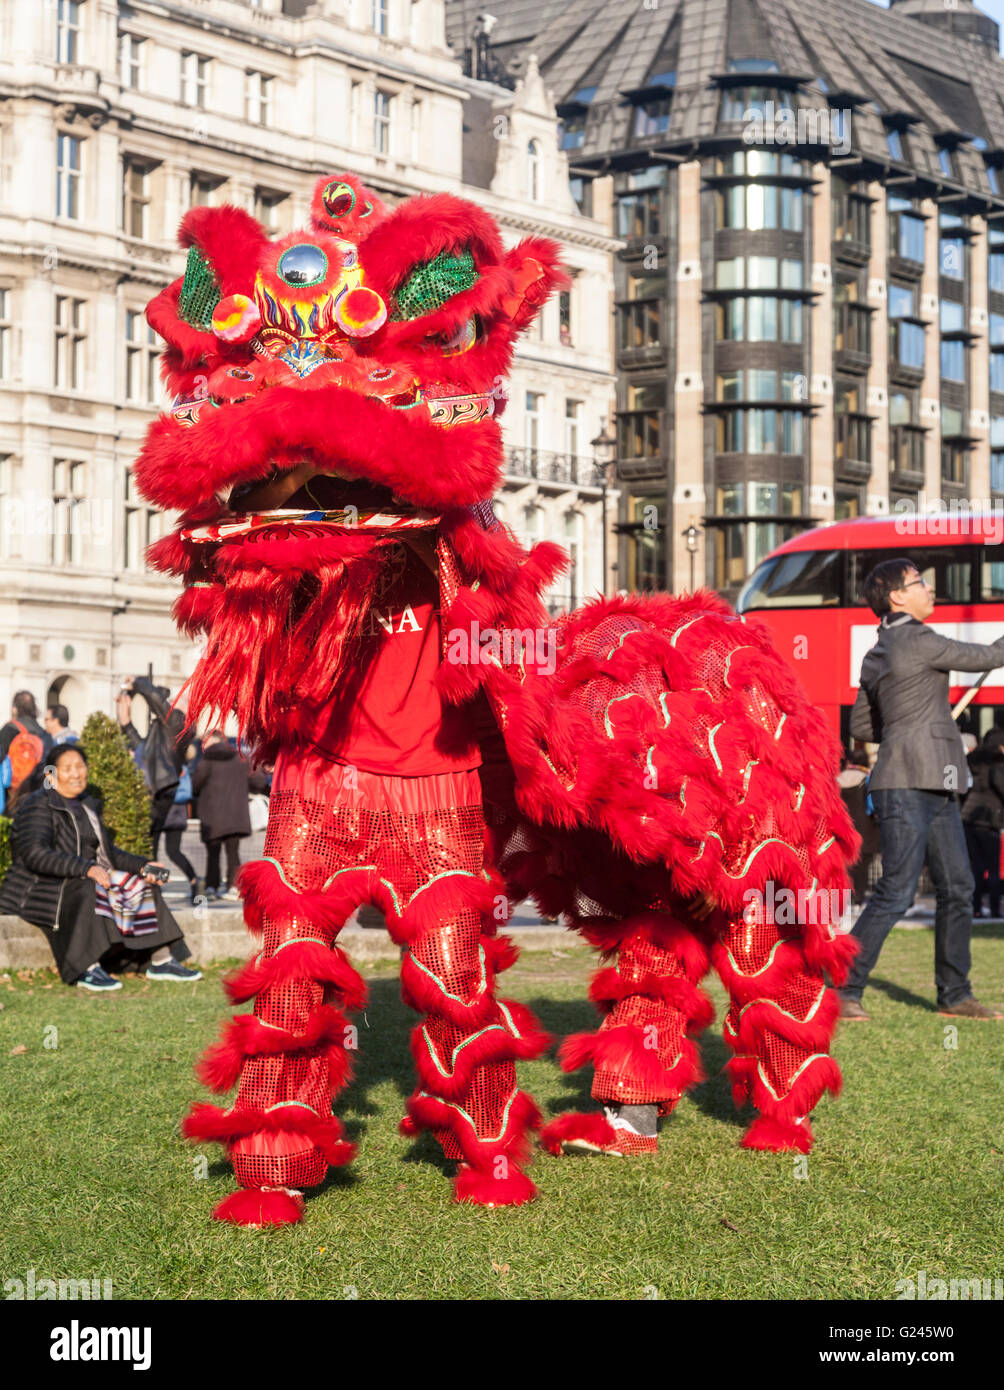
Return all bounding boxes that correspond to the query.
[736,513,1004,745]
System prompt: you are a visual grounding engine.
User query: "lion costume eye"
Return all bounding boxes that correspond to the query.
[390,249,478,321]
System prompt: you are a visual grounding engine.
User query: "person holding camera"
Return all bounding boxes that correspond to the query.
[0,743,202,990]
[841,559,1004,1021]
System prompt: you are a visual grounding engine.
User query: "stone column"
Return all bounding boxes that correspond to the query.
[969,214,990,500]
[810,165,834,519]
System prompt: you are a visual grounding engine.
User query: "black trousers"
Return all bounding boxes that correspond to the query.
[205,835,241,891]
[964,823,1001,917]
[152,826,197,883]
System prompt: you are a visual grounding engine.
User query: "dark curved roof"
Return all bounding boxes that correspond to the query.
[446,0,1004,192]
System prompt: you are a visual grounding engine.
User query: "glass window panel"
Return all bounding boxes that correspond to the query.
[780,259,802,288]
[747,256,777,288]
[716,370,743,400]
[747,369,777,400]
[740,550,843,608]
[888,284,914,318]
[716,483,744,515]
[940,300,965,332]
[990,314,1004,347]
[715,257,744,289]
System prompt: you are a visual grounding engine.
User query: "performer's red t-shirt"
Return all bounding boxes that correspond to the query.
[310,539,481,776]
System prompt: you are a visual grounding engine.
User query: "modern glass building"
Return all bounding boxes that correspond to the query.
[449,0,1004,598]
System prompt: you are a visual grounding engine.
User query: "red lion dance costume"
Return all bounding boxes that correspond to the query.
[135,173,859,1226]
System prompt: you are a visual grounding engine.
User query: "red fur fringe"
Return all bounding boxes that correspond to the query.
[196,1005,352,1094]
[538,1111,619,1156]
[212,1187,305,1227]
[725,1053,842,1125]
[224,941,367,1012]
[453,1165,537,1207]
[405,1088,540,1174]
[741,1115,814,1154]
[558,1025,704,1098]
[183,1102,355,1167]
[408,1001,551,1101]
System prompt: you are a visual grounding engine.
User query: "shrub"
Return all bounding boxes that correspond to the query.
[81,712,152,860]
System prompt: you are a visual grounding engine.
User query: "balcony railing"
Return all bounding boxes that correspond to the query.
[505,447,606,488]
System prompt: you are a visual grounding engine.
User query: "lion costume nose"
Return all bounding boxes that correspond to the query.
[334,285,387,337]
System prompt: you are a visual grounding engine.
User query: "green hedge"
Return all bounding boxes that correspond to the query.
[81,712,152,860]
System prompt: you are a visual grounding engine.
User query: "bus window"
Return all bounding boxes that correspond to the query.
[980,546,1004,600]
[847,546,975,606]
[738,550,842,609]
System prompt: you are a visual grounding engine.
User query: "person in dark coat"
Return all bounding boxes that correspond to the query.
[962,726,1004,918]
[191,731,265,900]
[116,675,194,855]
[0,744,201,991]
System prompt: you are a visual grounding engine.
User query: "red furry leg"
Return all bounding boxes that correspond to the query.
[554,911,711,1136]
[397,825,546,1206]
[718,900,843,1153]
[186,799,368,1217]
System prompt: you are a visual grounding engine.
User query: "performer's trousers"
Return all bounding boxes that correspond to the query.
[186,759,545,1200]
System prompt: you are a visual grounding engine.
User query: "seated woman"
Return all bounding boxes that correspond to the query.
[0,743,202,991]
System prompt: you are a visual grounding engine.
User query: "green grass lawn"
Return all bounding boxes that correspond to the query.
[1,927,1002,1301]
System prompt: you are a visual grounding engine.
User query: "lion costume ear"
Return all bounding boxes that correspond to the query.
[500,238,569,333]
[147,204,270,372]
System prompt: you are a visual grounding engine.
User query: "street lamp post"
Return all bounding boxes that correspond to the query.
[683,523,701,592]
[591,423,617,597]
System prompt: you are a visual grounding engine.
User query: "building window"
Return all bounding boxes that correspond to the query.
[254,189,287,234]
[410,100,422,165]
[559,289,573,347]
[834,488,862,520]
[991,451,1004,493]
[559,111,587,151]
[626,496,666,592]
[0,289,11,380]
[715,409,803,455]
[564,399,582,456]
[618,384,663,460]
[940,300,965,333]
[719,86,783,122]
[522,503,542,547]
[53,459,85,566]
[832,177,871,247]
[180,52,209,108]
[715,297,802,343]
[715,182,802,231]
[57,1,81,64]
[990,230,1004,293]
[633,97,671,139]
[245,71,273,127]
[524,391,543,456]
[564,512,581,606]
[124,468,158,571]
[992,354,1004,394]
[374,91,392,155]
[941,236,965,280]
[122,158,152,239]
[569,176,593,218]
[119,33,144,89]
[54,296,85,390]
[372,0,389,34]
[56,133,82,220]
[886,129,905,161]
[527,140,540,201]
[888,197,925,263]
[125,309,159,405]
[620,297,661,350]
[834,379,871,465]
[938,147,954,179]
[941,338,965,382]
[616,169,664,239]
[189,173,221,208]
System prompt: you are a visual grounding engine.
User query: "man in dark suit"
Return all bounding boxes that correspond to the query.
[842,558,1004,1021]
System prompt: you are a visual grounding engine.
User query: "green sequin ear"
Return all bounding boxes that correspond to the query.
[390,248,478,321]
[178,245,221,330]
